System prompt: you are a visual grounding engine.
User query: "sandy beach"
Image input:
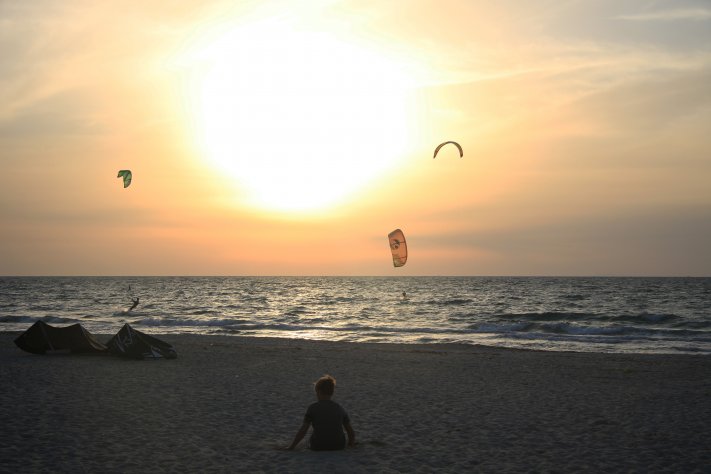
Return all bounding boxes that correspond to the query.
[1,332,709,473]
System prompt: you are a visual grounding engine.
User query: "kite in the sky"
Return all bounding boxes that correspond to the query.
[388,229,408,267]
[117,170,132,188]
[433,141,463,159]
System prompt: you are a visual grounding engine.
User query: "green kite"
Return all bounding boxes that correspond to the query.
[117,170,132,188]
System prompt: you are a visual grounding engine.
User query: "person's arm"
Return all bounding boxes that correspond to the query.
[288,421,310,450]
[344,421,356,447]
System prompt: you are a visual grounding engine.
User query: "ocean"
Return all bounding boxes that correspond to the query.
[1,276,709,354]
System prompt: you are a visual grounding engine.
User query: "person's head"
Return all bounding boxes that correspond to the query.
[314,374,336,400]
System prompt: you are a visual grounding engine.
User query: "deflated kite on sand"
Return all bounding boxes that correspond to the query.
[106,323,177,359]
[15,321,177,360]
[14,321,107,354]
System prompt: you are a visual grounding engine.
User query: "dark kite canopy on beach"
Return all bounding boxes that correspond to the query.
[14,321,108,355]
[106,323,177,360]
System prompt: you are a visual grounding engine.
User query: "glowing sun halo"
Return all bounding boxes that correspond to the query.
[189,23,415,213]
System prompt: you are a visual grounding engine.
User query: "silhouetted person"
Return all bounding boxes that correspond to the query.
[288,374,355,451]
[127,297,139,312]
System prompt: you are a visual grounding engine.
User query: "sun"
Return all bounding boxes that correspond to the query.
[187,21,417,213]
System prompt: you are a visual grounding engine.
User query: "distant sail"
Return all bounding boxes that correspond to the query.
[433,141,463,159]
[388,229,407,267]
[117,170,132,188]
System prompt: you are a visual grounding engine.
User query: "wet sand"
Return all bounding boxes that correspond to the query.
[1,332,709,473]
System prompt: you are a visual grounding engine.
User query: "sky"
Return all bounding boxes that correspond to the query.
[1,0,710,276]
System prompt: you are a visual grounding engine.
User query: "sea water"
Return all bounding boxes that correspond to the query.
[1,276,709,354]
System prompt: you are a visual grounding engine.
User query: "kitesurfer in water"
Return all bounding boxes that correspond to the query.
[127,297,139,312]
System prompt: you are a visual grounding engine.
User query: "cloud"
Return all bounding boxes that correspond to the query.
[615,8,711,22]
[0,89,105,138]
[415,205,711,276]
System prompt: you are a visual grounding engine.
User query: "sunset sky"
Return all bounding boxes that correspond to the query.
[2,0,710,276]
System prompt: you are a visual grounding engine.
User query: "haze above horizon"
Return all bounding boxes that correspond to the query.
[1,0,710,276]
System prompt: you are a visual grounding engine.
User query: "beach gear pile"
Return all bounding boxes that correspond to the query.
[14,321,177,360]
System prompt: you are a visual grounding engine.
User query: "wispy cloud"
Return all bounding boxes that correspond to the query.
[615,8,711,22]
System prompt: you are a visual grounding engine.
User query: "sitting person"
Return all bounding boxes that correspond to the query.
[288,374,356,451]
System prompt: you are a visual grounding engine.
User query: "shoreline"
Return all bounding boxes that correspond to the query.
[2,332,710,472]
[4,327,707,356]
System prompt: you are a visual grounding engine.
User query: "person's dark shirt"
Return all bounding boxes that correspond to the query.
[304,399,350,450]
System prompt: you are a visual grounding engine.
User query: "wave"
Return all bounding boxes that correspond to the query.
[133,317,253,327]
[283,306,311,316]
[495,312,595,322]
[486,311,698,327]
[0,315,78,325]
[189,309,222,316]
[561,294,587,301]
[426,298,475,306]
[600,313,681,324]
[217,320,709,340]
[179,306,222,316]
